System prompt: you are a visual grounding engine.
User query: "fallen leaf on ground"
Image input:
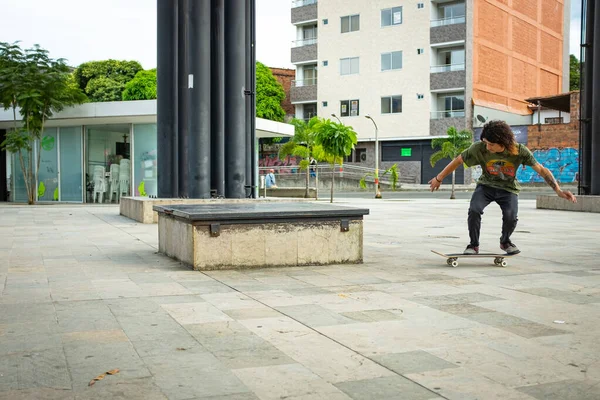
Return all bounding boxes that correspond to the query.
[176,348,187,351]
[106,369,120,375]
[88,374,105,386]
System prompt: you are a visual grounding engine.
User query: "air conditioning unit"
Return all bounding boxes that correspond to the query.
[360,153,367,162]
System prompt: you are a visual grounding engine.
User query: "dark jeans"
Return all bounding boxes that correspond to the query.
[468,184,518,247]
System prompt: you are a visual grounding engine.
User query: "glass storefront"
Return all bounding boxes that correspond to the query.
[8,123,159,203]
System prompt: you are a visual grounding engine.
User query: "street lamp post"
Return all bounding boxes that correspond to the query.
[365,115,381,199]
[330,113,341,123]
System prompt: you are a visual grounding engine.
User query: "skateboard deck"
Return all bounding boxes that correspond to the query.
[431,250,519,268]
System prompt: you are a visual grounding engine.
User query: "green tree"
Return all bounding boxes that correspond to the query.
[314,119,358,203]
[0,42,86,204]
[278,116,324,198]
[430,126,473,200]
[122,69,157,100]
[73,59,142,102]
[256,61,285,122]
[570,54,580,91]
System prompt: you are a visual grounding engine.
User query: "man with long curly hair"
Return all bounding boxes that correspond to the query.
[429,120,577,255]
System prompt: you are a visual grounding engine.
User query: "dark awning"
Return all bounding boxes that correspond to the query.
[525,92,573,113]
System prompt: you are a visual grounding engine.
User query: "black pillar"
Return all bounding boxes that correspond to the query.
[157,0,178,198]
[188,0,211,198]
[211,0,225,197]
[224,0,247,198]
[177,0,191,198]
[0,129,7,201]
[590,0,600,195]
[249,0,257,198]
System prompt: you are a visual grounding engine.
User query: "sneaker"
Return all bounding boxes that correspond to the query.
[463,244,479,255]
[500,241,520,254]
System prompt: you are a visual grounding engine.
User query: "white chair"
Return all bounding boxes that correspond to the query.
[119,159,131,198]
[92,166,106,203]
[108,164,120,203]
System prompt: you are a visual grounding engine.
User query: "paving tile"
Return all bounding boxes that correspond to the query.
[222,307,282,320]
[161,302,234,325]
[517,379,600,400]
[500,323,570,339]
[411,292,504,306]
[0,347,71,391]
[275,304,355,327]
[339,309,404,322]
[518,288,600,305]
[372,350,459,374]
[432,303,496,315]
[334,375,440,400]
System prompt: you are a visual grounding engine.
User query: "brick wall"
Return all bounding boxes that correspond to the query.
[269,67,295,117]
[527,92,579,150]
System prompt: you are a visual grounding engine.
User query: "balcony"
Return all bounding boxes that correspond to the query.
[291,0,317,24]
[291,39,318,63]
[430,110,466,136]
[290,79,318,103]
[430,17,466,44]
[430,110,465,119]
[430,64,466,90]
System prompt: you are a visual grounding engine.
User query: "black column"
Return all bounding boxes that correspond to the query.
[211,0,225,197]
[157,0,178,198]
[590,0,600,195]
[249,0,257,198]
[0,130,7,201]
[188,0,211,198]
[224,0,247,198]
[177,0,191,198]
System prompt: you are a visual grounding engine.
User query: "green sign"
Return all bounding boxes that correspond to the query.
[401,148,411,157]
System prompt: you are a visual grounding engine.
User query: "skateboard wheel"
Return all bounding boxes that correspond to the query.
[494,257,502,265]
[451,260,458,268]
[446,259,453,266]
[500,260,507,267]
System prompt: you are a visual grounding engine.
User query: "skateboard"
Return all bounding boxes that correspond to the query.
[430,250,519,268]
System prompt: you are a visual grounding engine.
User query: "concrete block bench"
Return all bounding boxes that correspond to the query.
[153,202,369,270]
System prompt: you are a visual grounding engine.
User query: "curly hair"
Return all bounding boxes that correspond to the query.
[480,120,518,155]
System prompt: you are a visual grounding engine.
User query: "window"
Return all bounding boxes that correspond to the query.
[417,48,424,55]
[441,3,465,19]
[323,18,328,25]
[381,51,402,71]
[381,6,402,26]
[341,14,360,33]
[355,148,366,162]
[322,101,328,107]
[418,3,424,9]
[303,103,317,122]
[381,96,402,114]
[434,47,465,72]
[340,99,359,117]
[436,93,465,118]
[340,57,359,75]
[417,93,424,100]
[322,60,328,66]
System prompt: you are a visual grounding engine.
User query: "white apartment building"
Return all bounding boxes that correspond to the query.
[289,0,569,184]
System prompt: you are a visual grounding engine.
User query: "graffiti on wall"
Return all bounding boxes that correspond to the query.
[516,148,579,183]
[258,154,300,174]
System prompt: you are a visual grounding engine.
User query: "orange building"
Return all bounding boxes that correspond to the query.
[471,0,569,119]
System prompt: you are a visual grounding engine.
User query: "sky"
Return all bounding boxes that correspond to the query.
[0,0,583,69]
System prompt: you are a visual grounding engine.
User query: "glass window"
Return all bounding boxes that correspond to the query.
[381,96,402,114]
[340,99,359,117]
[37,128,58,201]
[133,124,157,197]
[442,3,466,19]
[11,149,30,203]
[341,14,360,33]
[59,127,83,202]
[381,51,403,71]
[340,57,359,75]
[381,6,403,26]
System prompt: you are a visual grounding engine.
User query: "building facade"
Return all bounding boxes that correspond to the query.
[290,0,569,184]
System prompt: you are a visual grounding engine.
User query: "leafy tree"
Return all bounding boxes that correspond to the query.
[0,41,86,204]
[313,119,358,203]
[430,126,472,200]
[570,54,580,91]
[278,116,324,198]
[73,59,142,102]
[122,69,157,100]
[359,164,400,192]
[256,61,285,122]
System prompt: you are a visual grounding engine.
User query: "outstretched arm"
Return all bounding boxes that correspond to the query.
[429,155,463,192]
[531,164,577,202]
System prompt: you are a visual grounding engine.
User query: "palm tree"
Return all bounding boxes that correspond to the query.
[430,126,473,199]
[279,117,323,198]
[313,119,358,203]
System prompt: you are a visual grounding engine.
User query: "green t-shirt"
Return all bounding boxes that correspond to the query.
[461,141,538,194]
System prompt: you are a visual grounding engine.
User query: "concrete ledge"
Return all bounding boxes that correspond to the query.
[264,187,317,198]
[120,196,314,224]
[536,195,600,213]
[154,202,369,270]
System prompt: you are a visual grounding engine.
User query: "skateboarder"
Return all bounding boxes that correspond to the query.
[429,120,577,255]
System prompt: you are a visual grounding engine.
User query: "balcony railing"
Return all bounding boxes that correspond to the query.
[430,110,465,119]
[431,16,466,27]
[292,78,318,87]
[292,38,317,47]
[292,0,317,8]
[430,63,465,73]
